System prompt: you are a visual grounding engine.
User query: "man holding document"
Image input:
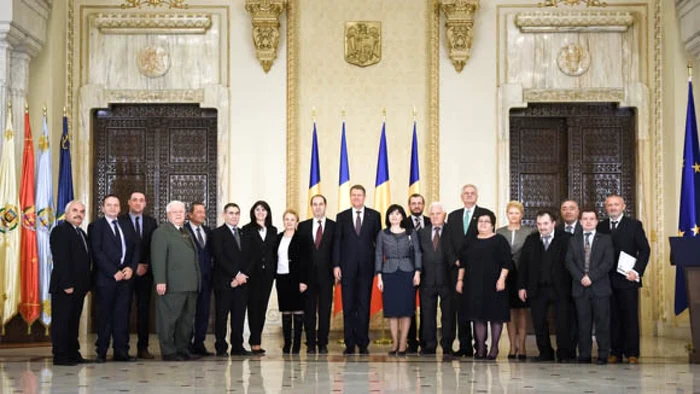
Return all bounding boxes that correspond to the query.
[597,195,650,364]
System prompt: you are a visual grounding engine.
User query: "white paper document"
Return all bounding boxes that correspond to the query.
[617,251,640,282]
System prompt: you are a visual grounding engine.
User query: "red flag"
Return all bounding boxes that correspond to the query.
[370,276,383,317]
[19,109,40,328]
[332,285,343,316]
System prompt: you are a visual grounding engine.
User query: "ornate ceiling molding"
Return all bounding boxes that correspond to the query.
[523,88,624,102]
[515,11,634,33]
[120,0,189,9]
[93,13,212,34]
[438,0,479,73]
[245,0,287,73]
[539,0,606,7]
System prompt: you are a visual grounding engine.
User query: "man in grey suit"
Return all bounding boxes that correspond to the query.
[565,208,614,365]
[417,201,453,356]
[151,200,202,361]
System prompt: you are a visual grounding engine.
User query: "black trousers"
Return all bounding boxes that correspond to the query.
[420,285,453,351]
[450,269,473,352]
[529,286,574,360]
[304,275,334,348]
[247,268,275,346]
[192,276,212,347]
[133,272,153,350]
[574,290,610,360]
[407,288,422,349]
[51,291,86,362]
[95,280,134,357]
[215,285,248,353]
[341,272,373,348]
[610,287,640,358]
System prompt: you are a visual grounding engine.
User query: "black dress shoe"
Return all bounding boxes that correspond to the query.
[577,357,592,364]
[474,354,487,360]
[507,354,516,359]
[596,358,608,365]
[517,354,527,361]
[95,355,107,364]
[318,346,328,354]
[387,348,398,356]
[343,346,356,355]
[407,346,419,354]
[420,349,436,356]
[53,359,78,366]
[74,355,94,364]
[358,347,369,355]
[113,353,137,362]
[215,351,228,357]
[534,355,554,362]
[231,349,252,356]
[179,352,201,361]
[455,349,474,358]
[162,353,184,361]
[251,349,266,355]
[137,349,155,359]
[307,346,317,354]
[190,345,213,356]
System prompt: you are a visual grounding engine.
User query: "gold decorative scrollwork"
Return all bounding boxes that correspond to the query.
[121,0,189,9]
[245,0,286,73]
[539,0,606,7]
[93,13,212,35]
[439,0,479,73]
[515,11,634,33]
[344,21,382,67]
[523,88,624,102]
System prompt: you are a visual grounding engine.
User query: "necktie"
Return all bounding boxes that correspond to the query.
[77,228,88,252]
[112,220,120,241]
[315,220,323,250]
[414,217,422,231]
[542,235,551,251]
[566,225,573,234]
[232,227,241,249]
[584,232,592,273]
[432,227,441,251]
[355,211,362,236]
[113,220,124,264]
[196,227,205,248]
[463,209,471,235]
[134,216,141,239]
[611,221,618,231]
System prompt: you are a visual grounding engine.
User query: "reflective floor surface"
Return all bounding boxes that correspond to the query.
[1,334,699,393]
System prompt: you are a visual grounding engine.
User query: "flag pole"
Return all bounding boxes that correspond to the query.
[374,107,392,346]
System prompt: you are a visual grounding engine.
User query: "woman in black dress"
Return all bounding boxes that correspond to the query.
[375,205,422,355]
[275,209,308,354]
[242,200,278,355]
[457,211,512,360]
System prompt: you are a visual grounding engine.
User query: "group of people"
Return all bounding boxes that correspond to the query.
[48,184,650,367]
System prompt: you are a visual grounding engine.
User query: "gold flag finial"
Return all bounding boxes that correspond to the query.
[25,102,29,113]
[42,105,47,116]
[312,106,316,122]
[689,61,694,81]
[341,108,346,120]
[63,106,67,117]
[412,106,417,121]
[7,101,11,110]
[382,107,386,122]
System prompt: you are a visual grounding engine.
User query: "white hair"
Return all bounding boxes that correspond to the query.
[64,200,85,212]
[166,200,185,213]
[462,184,478,193]
[428,201,445,213]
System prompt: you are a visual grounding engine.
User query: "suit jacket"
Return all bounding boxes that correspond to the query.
[296,217,336,284]
[277,232,308,285]
[49,221,92,294]
[211,224,248,291]
[597,216,651,289]
[332,207,382,277]
[241,223,278,275]
[556,221,583,236]
[403,215,431,232]
[375,229,422,274]
[118,213,157,266]
[186,222,213,280]
[151,222,201,292]
[418,224,450,288]
[565,231,614,298]
[88,217,138,287]
[517,229,572,298]
[444,205,495,267]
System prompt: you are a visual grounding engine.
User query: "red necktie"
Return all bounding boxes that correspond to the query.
[315,220,323,250]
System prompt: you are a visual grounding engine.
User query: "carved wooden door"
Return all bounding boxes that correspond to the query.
[510,103,636,226]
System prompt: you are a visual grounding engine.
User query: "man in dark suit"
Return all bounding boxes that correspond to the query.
[50,200,92,366]
[151,200,202,361]
[333,184,381,355]
[211,203,251,356]
[298,194,336,354]
[186,202,214,356]
[444,184,494,357]
[404,193,430,354]
[118,191,158,360]
[518,210,575,362]
[597,195,650,364]
[566,208,614,365]
[89,194,138,363]
[557,200,583,236]
[417,201,452,356]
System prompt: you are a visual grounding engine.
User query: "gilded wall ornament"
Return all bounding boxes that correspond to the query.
[344,21,382,67]
[556,43,590,76]
[137,46,171,78]
[245,0,286,73]
[121,0,189,9]
[539,0,606,7]
[439,0,479,72]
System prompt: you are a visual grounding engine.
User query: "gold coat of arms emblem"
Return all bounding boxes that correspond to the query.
[345,21,381,67]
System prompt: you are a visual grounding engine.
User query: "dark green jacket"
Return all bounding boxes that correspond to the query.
[151,222,201,292]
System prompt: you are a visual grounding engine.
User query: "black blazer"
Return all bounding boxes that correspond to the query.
[417,224,450,288]
[296,217,336,284]
[444,205,495,267]
[517,229,572,298]
[332,207,382,276]
[49,221,92,294]
[186,222,213,279]
[211,224,249,291]
[276,232,308,285]
[403,215,431,232]
[242,223,279,275]
[88,217,138,287]
[597,216,651,289]
[118,213,157,266]
[556,221,583,236]
[565,231,614,298]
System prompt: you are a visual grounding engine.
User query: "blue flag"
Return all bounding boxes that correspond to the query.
[56,114,74,224]
[675,79,700,315]
[409,121,420,196]
[307,122,321,218]
[338,121,351,212]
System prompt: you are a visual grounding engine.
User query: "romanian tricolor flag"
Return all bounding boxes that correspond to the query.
[307,122,321,218]
[56,112,74,224]
[409,120,420,196]
[371,120,391,317]
[333,120,350,317]
[19,107,40,330]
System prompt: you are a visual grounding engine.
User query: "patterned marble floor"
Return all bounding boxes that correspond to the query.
[1,334,699,393]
